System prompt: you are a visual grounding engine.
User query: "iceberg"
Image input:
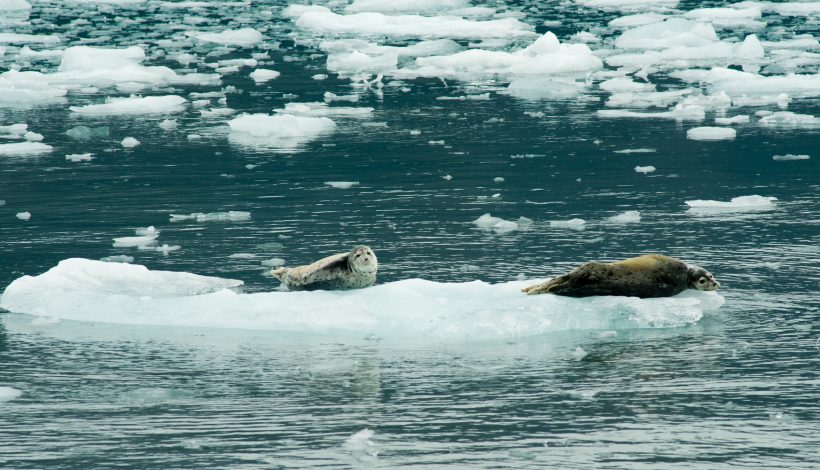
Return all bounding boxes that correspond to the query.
[0,259,725,340]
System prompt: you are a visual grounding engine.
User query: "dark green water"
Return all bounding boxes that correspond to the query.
[1,0,819,468]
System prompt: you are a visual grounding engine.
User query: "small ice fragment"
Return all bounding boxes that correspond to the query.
[493,177,505,182]
[100,255,134,263]
[635,165,656,174]
[0,142,53,155]
[491,193,501,198]
[139,244,181,255]
[113,234,157,248]
[187,134,201,140]
[65,126,109,140]
[685,195,777,211]
[686,127,736,141]
[16,212,31,220]
[121,137,140,148]
[325,181,359,189]
[410,129,421,135]
[614,148,655,154]
[428,140,445,145]
[24,131,43,141]
[250,69,281,83]
[608,211,641,223]
[70,96,188,116]
[312,74,328,80]
[228,253,256,259]
[66,153,93,162]
[571,347,588,361]
[0,387,22,402]
[715,115,749,125]
[550,218,585,229]
[170,211,251,222]
[159,119,178,130]
[442,174,453,181]
[773,154,810,161]
[261,258,286,267]
[135,226,158,236]
[598,330,618,338]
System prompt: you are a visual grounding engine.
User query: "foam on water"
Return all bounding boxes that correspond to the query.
[0,259,724,340]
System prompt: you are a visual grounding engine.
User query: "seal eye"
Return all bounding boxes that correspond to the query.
[698,278,706,284]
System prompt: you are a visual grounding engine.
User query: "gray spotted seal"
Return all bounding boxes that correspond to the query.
[521,254,719,298]
[271,245,377,291]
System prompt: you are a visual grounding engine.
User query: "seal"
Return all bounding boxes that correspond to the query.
[521,254,719,298]
[271,245,378,291]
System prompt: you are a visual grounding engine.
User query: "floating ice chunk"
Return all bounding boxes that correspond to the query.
[71,95,187,116]
[759,111,820,127]
[135,226,158,236]
[0,0,31,11]
[550,218,586,229]
[715,115,750,125]
[345,0,469,13]
[0,142,53,155]
[325,181,359,189]
[685,195,777,212]
[608,211,641,223]
[743,1,820,17]
[0,33,60,44]
[598,104,705,120]
[687,126,736,140]
[292,6,534,39]
[732,94,789,108]
[345,428,378,465]
[670,68,820,99]
[277,102,373,118]
[571,31,600,43]
[250,68,280,83]
[159,119,178,130]
[0,123,27,136]
[473,213,528,234]
[228,113,336,149]
[0,258,724,338]
[599,76,655,92]
[772,154,810,161]
[571,346,588,361]
[113,234,157,248]
[327,50,398,74]
[634,165,656,173]
[100,255,134,263]
[576,0,678,12]
[261,258,286,268]
[608,13,667,28]
[615,19,718,50]
[66,153,93,162]
[507,77,589,100]
[16,212,31,220]
[121,137,140,148]
[24,131,43,141]
[66,125,109,140]
[170,211,251,222]
[139,244,181,255]
[187,28,263,47]
[615,148,655,153]
[0,387,22,402]
[683,7,763,28]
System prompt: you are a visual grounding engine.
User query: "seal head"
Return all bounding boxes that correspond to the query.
[687,264,720,291]
[349,245,377,275]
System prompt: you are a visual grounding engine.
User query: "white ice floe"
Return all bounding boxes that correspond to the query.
[159,119,178,130]
[550,218,586,229]
[615,18,718,50]
[670,68,820,99]
[0,142,53,155]
[715,115,750,125]
[261,258,286,268]
[0,387,22,402]
[170,211,251,222]
[228,113,336,149]
[608,211,641,223]
[772,154,810,161]
[0,33,60,44]
[759,111,820,127]
[113,234,157,248]
[100,255,134,263]
[604,89,691,108]
[686,126,736,140]
[276,102,374,118]
[634,165,656,174]
[0,258,725,339]
[473,213,532,234]
[599,77,655,92]
[66,153,93,162]
[250,69,280,83]
[121,137,140,148]
[71,95,187,116]
[685,195,777,212]
[289,6,534,39]
[577,0,678,12]
[187,28,264,47]
[598,103,705,120]
[683,7,764,28]
[615,148,655,153]
[345,0,469,14]
[16,212,31,220]
[325,181,359,189]
[608,13,667,28]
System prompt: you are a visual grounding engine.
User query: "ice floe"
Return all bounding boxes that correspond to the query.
[715,115,750,125]
[66,153,93,162]
[0,142,53,155]
[170,211,251,222]
[634,165,656,174]
[759,111,820,127]
[550,218,586,229]
[186,28,264,47]
[228,113,336,150]
[473,213,532,234]
[15,212,31,220]
[772,154,810,161]
[685,195,777,212]
[250,69,280,83]
[608,211,641,223]
[0,387,22,402]
[577,0,679,12]
[0,258,726,339]
[325,181,359,189]
[121,137,140,148]
[686,126,736,140]
[71,95,187,116]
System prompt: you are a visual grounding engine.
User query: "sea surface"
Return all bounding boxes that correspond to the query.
[1,0,819,468]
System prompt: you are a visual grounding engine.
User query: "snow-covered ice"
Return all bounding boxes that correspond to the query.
[0,258,726,339]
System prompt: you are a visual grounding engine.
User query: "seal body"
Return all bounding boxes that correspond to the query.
[271,246,377,291]
[521,254,719,298]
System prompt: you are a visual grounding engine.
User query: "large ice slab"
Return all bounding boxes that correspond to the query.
[686,195,777,212]
[0,259,725,340]
[70,95,187,115]
[228,113,336,150]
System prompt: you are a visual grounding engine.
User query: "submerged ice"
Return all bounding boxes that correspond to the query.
[0,259,724,340]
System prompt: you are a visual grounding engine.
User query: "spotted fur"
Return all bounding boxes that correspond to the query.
[271,246,377,291]
[521,254,719,298]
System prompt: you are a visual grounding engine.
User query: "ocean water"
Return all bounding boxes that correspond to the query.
[1,0,819,468]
